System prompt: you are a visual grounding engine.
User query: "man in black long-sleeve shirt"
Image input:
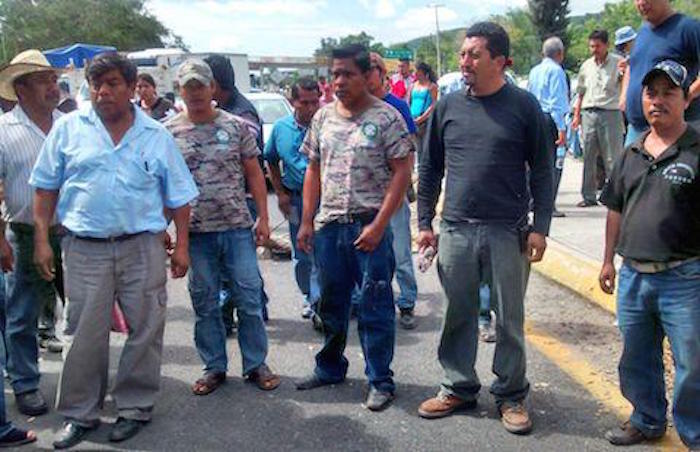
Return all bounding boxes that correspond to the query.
[416,22,553,435]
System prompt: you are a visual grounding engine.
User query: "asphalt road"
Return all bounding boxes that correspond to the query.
[10,243,660,451]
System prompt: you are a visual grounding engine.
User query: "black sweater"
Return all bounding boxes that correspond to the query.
[418,83,553,235]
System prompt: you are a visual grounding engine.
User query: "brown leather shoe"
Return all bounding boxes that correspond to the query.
[418,391,476,419]
[499,402,532,435]
[604,420,665,446]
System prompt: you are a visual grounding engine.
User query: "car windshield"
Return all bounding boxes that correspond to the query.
[251,99,291,124]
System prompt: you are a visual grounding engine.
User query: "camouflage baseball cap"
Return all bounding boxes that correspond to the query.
[177,59,213,86]
[642,60,689,91]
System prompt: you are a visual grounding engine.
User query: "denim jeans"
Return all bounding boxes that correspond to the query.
[624,123,648,148]
[289,192,320,309]
[189,228,268,375]
[389,200,417,310]
[220,199,269,331]
[5,224,62,394]
[616,260,700,448]
[313,221,396,393]
[0,272,6,369]
[436,221,530,404]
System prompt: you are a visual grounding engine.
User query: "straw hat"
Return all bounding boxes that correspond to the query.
[0,49,60,102]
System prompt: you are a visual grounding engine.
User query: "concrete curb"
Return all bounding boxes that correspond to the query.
[533,239,616,316]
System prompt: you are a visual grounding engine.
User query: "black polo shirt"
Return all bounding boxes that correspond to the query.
[600,126,700,262]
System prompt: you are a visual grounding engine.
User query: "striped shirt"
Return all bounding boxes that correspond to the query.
[0,105,62,225]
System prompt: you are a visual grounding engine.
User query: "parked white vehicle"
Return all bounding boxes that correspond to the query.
[244,92,293,145]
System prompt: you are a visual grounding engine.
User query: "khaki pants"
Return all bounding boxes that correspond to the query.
[581,109,624,202]
[56,233,167,425]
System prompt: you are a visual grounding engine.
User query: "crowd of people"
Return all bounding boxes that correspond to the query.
[0,0,697,449]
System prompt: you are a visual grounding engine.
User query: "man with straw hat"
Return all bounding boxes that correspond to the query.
[0,49,64,418]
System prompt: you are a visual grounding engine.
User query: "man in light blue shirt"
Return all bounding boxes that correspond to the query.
[528,36,570,217]
[30,53,198,449]
[264,77,321,323]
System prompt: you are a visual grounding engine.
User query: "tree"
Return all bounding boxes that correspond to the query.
[493,8,540,75]
[0,0,186,64]
[528,0,570,46]
[313,31,386,59]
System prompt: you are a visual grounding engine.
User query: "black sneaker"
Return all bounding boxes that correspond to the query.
[39,335,64,353]
[364,387,394,411]
[399,309,416,330]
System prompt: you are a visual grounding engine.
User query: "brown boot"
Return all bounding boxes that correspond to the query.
[418,391,476,419]
[604,420,665,446]
[499,402,532,435]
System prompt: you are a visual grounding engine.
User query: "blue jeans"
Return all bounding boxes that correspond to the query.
[617,261,700,448]
[390,200,417,310]
[313,221,396,393]
[289,192,320,309]
[189,228,268,375]
[624,123,648,148]
[0,346,11,439]
[5,225,61,394]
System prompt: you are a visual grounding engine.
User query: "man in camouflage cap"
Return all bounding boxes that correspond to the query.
[164,59,280,396]
[295,44,413,411]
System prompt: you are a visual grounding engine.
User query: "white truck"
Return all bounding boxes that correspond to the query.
[127,48,251,97]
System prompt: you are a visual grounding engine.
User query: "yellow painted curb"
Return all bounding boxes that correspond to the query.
[533,240,616,315]
[525,322,685,451]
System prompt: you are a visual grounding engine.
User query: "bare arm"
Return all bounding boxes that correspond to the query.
[266,161,291,217]
[297,159,321,253]
[354,156,411,252]
[169,204,191,278]
[599,209,622,294]
[688,76,700,105]
[415,84,438,125]
[619,67,630,112]
[32,189,59,280]
[243,156,270,245]
[572,93,584,129]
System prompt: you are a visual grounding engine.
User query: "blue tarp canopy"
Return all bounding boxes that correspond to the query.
[43,43,116,68]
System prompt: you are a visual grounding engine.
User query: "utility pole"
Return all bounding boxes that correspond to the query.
[427,3,444,77]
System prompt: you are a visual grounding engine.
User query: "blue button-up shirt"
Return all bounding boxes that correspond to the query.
[263,114,309,192]
[527,57,570,131]
[29,105,199,238]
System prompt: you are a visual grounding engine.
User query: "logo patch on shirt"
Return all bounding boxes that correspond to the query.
[215,129,230,144]
[361,122,379,140]
[662,163,695,185]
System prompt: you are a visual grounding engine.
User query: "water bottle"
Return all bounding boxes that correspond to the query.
[418,246,436,273]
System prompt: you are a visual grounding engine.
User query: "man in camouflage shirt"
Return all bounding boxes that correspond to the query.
[165,59,280,396]
[295,45,413,411]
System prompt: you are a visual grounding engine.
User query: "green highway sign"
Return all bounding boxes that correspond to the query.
[384,49,413,60]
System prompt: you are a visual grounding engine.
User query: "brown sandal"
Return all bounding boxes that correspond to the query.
[192,372,226,396]
[247,364,281,391]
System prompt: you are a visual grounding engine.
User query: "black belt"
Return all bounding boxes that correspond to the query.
[582,107,612,112]
[73,232,143,243]
[330,211,378,225]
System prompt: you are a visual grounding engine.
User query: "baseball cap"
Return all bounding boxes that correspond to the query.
[642,60,689,91]
[614,26,637,46]
[177,59,213,87]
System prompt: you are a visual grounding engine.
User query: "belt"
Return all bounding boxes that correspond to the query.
[72,232,144,243]
[331,211,378,225]
[625,256,700,274]
[582,107,614,112]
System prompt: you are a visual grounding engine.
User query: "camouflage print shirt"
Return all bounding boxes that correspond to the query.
[165,109,259,232]
[302,97,412,228]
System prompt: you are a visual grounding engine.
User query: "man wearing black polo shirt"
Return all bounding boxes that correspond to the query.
[416,22,553,435]
[599,60,700,449]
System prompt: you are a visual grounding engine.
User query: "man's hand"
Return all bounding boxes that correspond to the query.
[254,217,270,246]
[599,262,616,294]
[0,237,13,272]
[297,221,314,254]
[571,114,581,130]
[34,240,55,281]
[354,222,385,253]
[555,130,567,148]
[163,232,174,256]
[417,229,438,251]
[526,232,547,263]
[170,245,189,278]
[277,192,292,219]
[617,58,628,74]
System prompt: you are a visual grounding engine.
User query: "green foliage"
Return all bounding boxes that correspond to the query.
[313,31,386,58]
[0,0,186,64]
[493,8,541,76]
[528,0,570,45]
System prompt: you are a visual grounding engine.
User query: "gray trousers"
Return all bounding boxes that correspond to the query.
[57,233,167,425]
[581,109,624,202]
[436,221,530,404]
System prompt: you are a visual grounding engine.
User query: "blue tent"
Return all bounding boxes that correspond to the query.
[43,43,116,68]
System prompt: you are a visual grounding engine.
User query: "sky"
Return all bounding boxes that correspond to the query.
[148,0,613,57]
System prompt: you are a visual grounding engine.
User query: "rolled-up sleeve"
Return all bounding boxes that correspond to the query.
[159,133,199,209]
[29,121,66,190]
